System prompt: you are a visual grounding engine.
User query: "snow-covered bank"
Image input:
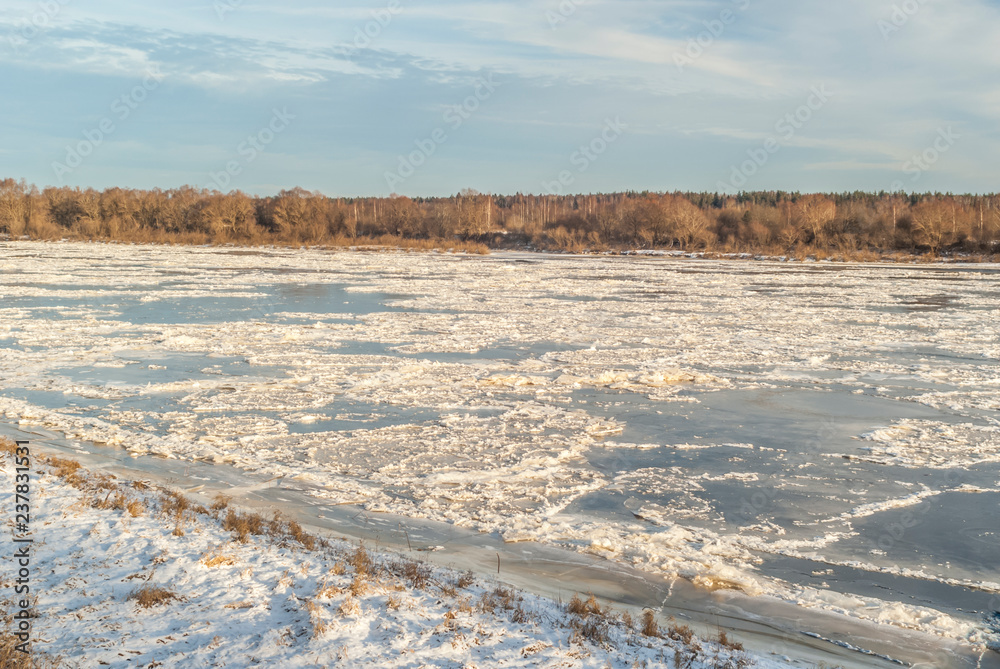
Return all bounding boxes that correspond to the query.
[2,443,780,668]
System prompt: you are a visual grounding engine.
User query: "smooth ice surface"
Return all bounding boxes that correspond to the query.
[2,242,999,656]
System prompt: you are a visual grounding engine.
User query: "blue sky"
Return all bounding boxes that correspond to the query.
[1,0,998,196]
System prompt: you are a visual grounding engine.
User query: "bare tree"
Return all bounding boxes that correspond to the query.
[910,200,953,253]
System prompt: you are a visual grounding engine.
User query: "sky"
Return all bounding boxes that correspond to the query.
[0,0,998,197]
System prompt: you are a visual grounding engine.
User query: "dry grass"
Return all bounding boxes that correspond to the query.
[403,560,432,589]
[716,630,743,652]
[571,618,610,647]
[46,457,84,487]
[223,508,266,543]
[159,490,191,518]
[337,597,361,617]
[665,619,696,645]
[305,600,329,639]
[0,638,60,669]
[479,585,523,617]
[201,550,238,568]
[642,609,661,638]
[210,494,230,512]
[673,645,701,669]
[91,491,145,517]
[224,601,254,610]
[0,437,17,456]
[565,593,615,648]
[126,499,146,517]
[348,574,369,597]
[567,593,604,618]
[0,597,60,668]
[285,519,317,550]
[350,543,373,577]
[219,507,323,549]
[127,584,182,609]
[315,579,342,599]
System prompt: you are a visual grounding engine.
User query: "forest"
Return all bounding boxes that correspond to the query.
[2,179,999,259]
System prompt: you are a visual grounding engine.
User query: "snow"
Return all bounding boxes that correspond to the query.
[1,242,999,655]
[2,452,778,668]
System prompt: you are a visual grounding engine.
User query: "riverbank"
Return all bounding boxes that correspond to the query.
[1,435,781,668]
[3,425,990,669]
[5,235,1000,265]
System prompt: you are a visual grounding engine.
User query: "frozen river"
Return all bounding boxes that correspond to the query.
[2,242,999,660]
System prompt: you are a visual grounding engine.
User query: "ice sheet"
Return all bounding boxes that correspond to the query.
[2,242,999,653]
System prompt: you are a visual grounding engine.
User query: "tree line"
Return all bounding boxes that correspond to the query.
[2,179,999,259]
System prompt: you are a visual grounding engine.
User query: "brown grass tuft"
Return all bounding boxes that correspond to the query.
[202,552,237,568]
[350,543,373,577]
[403,560,432,589]
[210,494,230,512]
[337,596,361,617]
[480,585,521,615]
[665,618,695,644]
[223,508,266,542]
[127,584,181,608]
[642,609,661,638]
[159,490,191,519]
[47,456,84,486]
[92,490,144,517]
[0,438,17,456]
[305,599,329,638]
[224,601,254,610]
[286,519,317,550]
[567,593,604,618]
[349,574,368,597]
[571,618,609,647]
[0,635,60,668]
[125,499,145,517]
[717,630,744,651]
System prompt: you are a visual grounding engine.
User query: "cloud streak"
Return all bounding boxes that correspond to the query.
[0,0,997,195]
